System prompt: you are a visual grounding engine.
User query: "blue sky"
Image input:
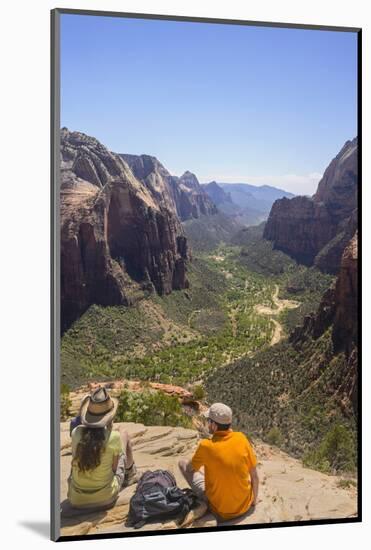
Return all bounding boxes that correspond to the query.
[61,14,358,195]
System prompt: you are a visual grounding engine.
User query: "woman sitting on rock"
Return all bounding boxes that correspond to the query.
[68,386,137,510]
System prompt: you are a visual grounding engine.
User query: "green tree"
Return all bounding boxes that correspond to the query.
[192,384,205,400]
[266,426,284,446]
[303,424,356,473]
[116,390,192,428]
[60,383,72,421]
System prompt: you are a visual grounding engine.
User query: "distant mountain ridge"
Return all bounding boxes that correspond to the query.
[202,181,294,226]
[221,182,295,208]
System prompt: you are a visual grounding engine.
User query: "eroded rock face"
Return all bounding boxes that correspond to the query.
[264,138,358,273]
[179,171,218,218]
[314,209,358,273]
[121,155,217,221]
[290,233,358,414]
[264,195,337,265]
[291,233,358,352]
[314,139,358,216]
[332,232,358,354]
[61,129,189,332]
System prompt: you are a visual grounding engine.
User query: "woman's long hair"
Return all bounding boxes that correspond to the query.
[74,427,107,472]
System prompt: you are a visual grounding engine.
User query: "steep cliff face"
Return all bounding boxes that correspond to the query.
[314,209,358,274]
[290,232,358,414]
[290,233,358,350]
[177,171,218,218]
[61,129,189,332]
[118,154,176,214]
[120,155,217,221]
[332,232,358,354]
[264,196,337,265]
[264,138,358,273]
[314,139,358,218]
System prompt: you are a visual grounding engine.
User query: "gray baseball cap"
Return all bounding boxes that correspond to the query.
[205,402,232,424]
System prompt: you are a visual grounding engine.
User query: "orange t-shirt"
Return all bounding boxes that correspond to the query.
[191,430,257,519]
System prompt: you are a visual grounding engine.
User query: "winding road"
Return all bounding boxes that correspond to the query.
[254,285,299,345]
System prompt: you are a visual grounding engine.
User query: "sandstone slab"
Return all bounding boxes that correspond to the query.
[60,423,357,538]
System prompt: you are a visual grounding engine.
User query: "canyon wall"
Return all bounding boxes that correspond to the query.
[290,232,358,414]
[264,138,358,273]
[120,155,217,221]
[61,129,190,332]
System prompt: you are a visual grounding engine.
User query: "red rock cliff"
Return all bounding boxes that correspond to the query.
[120,156,217,221]
[290,233,358,414]
[61,129,189,332]
[332,231,358,353]
[264,138,358,273]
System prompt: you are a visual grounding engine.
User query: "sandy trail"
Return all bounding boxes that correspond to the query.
[255,284,299,315]
[210,254,225,262]
[270,319,283,346]
[254,285,299,345]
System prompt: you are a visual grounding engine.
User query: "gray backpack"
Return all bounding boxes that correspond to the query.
[127,469,198,529]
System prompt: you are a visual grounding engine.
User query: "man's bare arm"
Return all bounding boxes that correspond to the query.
[250,467,259,506]
[179,458,195,474]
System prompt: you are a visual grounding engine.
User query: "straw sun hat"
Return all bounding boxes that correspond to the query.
[80,386,118,428]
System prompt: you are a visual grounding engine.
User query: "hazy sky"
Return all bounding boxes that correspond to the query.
[61,14,358,195]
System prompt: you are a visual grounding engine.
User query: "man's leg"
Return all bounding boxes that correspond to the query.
[178,458,207,501]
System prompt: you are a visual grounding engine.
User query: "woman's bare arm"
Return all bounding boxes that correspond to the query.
[112,455,119,473]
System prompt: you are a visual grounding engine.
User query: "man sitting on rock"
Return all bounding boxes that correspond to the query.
[178,402,259,521]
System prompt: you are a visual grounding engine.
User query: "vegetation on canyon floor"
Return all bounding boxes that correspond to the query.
[61,243,332,388]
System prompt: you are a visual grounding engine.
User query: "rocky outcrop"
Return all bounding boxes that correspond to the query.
[264,138,358,273]
[120,155,217,222]
[290,233,358,414]
[332,232,358,354]
[290,233,358,351]
[314,209,358,273]
[314,139,358,215]
[177,171,218,218]
[61,129,189,332]
[292,286,337,342]
[118,154,177,214]
[60,421,357,537]
[264,195,337,265]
